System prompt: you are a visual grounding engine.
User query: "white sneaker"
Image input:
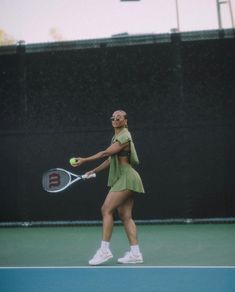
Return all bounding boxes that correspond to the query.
[89,248,113,265]
[117,251,144,264]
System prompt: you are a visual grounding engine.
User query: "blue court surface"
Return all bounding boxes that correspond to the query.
[0,266,234,292]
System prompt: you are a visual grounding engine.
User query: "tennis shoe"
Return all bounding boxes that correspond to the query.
[89,248,113,265]
[117,251,143,264]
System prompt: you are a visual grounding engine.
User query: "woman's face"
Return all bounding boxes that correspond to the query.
[110,111,127,129]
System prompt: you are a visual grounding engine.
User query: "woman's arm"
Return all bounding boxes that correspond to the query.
[88,159,110,175]
[73,141,128,167]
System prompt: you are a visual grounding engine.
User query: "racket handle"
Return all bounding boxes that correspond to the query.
[82,173,96,179]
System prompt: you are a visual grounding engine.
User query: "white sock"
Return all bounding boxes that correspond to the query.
[101,240,110,252]
[130,245,140,255]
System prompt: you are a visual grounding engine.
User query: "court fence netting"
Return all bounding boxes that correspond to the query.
[0,218,235,228]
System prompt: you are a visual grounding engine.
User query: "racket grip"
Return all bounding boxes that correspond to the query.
[82,173,96,179]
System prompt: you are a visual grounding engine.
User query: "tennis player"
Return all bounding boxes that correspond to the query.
[73,110,145,265]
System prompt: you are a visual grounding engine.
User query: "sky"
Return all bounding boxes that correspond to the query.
[0,0,234,44]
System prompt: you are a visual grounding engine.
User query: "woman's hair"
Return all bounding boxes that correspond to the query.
[116,110,127,120]
[118,110,128,128]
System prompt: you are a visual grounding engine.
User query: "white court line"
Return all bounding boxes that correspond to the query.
[0,266,235,269]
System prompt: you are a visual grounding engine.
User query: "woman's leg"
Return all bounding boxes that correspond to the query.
[117,196,143,263]
[101,189,133,242]
[118,197,138,245]
[89,190,133,265]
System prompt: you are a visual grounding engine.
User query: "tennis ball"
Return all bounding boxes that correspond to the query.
[69,158,77,165]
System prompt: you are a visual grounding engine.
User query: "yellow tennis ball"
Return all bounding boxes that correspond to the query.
[69,158,76,165]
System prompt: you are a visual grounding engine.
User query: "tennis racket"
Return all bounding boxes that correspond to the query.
[42,168,96,193]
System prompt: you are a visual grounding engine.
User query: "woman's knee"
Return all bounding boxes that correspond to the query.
[118,209,132,223]
[101,203,113,217]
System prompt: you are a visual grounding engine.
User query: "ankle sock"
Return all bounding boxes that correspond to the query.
[130,244,140,255]
[101,240,110,252]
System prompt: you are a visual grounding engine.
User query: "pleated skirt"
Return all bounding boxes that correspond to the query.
[109,164,145,194]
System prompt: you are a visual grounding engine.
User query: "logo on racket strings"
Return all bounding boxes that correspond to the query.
[49,173,61,188]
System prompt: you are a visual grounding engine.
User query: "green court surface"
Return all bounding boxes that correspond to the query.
[0,223,235,267]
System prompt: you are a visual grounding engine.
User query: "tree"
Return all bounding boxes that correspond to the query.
[0,28,15,45]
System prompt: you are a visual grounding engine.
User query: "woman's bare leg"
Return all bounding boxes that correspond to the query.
[118,197,138,245]
[101,190,133,241]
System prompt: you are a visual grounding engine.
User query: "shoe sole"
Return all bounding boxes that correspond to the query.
[89,255,113,266]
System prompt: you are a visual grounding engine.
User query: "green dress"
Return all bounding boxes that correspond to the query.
[108,128,145,194]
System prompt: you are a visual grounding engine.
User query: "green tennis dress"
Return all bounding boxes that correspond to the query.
[107,128,145,194]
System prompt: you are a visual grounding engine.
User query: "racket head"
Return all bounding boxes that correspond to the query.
[42,168,75,193]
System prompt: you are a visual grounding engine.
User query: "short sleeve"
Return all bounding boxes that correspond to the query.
[115,131,130,145]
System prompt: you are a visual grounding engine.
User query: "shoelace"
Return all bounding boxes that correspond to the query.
[94,249,109,259]
[123,252,133,258]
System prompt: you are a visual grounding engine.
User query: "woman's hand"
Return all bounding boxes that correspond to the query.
[85,170,96,179]
[72,157,86,167]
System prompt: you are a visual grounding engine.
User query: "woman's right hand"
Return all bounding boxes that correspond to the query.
[85,170,96,178]
[71,157,86,167]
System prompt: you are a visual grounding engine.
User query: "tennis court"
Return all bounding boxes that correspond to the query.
[0,223,235,291]
[1,224,235,267]
[1,267,235,292]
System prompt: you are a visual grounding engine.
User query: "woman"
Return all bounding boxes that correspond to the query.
[72,110,145,265]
